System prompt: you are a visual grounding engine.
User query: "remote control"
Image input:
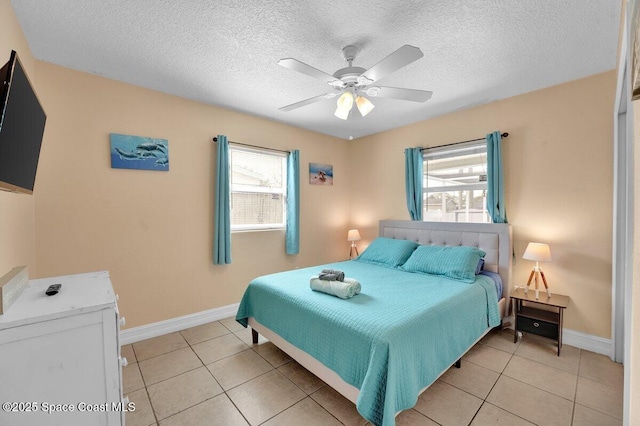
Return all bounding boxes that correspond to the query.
[45,283,61,296]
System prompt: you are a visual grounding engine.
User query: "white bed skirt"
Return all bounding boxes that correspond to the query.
[248,296,506,407]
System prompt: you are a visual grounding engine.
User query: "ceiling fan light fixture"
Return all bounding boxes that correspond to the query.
[334,105,350,120]
[336,91,354,110]
[334,91,354,120]
[355,96,375,117]
[278,45,431,121]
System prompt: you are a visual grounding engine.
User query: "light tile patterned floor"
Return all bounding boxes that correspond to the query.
[122,319,623,426]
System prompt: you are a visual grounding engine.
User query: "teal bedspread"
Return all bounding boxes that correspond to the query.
[236,260,500,426]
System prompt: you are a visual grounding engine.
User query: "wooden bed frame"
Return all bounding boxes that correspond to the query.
[248,220,513,407]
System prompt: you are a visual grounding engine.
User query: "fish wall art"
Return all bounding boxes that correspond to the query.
[110,133,169,171]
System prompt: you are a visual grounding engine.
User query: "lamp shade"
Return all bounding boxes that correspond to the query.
[336,91,354,110]
[523,242,552,262]
[334,92,355,120]
[334,105,350,120]
[347,229,361,242]
[355,96,375,117]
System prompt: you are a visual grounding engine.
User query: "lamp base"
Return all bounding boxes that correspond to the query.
[524,268,551,300]
[349,243,359,260]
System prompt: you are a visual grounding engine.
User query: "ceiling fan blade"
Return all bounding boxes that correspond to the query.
[360,45,424,83]
[278,58,341,85]
[279,93,334,111]
[370,86,433,102]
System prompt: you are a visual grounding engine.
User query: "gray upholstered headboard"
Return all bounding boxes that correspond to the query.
[379,220,513,302]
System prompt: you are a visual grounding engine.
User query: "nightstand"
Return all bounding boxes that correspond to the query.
[511,287,570,356]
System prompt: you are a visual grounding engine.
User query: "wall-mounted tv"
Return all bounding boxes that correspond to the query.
[0,50,46,194]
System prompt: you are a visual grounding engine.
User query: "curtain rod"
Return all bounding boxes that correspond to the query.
[420,132,509,151]
[212,137,290,154]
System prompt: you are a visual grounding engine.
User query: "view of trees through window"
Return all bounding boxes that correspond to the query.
[230,146,287,230]
[423,141,490,223]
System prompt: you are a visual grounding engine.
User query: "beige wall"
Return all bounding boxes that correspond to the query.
[33,62,349,328]
[349,71,616,338]
[0,0,38,278]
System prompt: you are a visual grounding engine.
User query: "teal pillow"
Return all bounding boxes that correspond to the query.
[354,237,419,268]
[400,245,486,283]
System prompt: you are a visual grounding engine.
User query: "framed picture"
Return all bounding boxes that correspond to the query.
[110,133,169,171]
[309,163,333,185]
[632,0,640,100]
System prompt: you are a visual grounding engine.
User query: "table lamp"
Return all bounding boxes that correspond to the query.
[523,242,552,300]
[347,229,361,259]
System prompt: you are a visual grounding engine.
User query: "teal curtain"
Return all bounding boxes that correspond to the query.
[213,135,231,264]
[286,150,300,254]
[404,147,423,221]
[486,131,508,223]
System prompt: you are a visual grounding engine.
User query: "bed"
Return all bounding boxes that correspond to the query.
[236,220,512,426]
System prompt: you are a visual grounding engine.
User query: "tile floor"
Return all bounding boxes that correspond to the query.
[121,318,623,426]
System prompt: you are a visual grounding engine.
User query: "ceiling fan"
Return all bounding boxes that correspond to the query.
[278,45,432,120]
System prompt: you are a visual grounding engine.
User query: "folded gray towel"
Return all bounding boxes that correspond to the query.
[320,269,345,281]
[319,273,339,281]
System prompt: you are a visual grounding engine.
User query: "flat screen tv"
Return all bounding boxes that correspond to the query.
[0,50,46,194]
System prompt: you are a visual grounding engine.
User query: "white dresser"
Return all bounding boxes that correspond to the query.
[0,271,127,426]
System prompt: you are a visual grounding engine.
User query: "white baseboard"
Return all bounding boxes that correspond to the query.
[503,316,612,357]
[563,328,613,358]
[120,303,239,345]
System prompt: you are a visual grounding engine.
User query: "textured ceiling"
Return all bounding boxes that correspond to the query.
[10,0,621,140]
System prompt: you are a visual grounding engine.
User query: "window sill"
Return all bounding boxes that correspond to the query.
[231,227,286,233]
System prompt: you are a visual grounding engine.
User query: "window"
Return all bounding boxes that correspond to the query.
[230,145,287,231]
[423,140,490,223]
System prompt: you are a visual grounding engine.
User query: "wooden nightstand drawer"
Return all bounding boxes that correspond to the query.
[517,316,558,340]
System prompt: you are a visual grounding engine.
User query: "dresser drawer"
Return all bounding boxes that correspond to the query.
[517,315,558,340]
